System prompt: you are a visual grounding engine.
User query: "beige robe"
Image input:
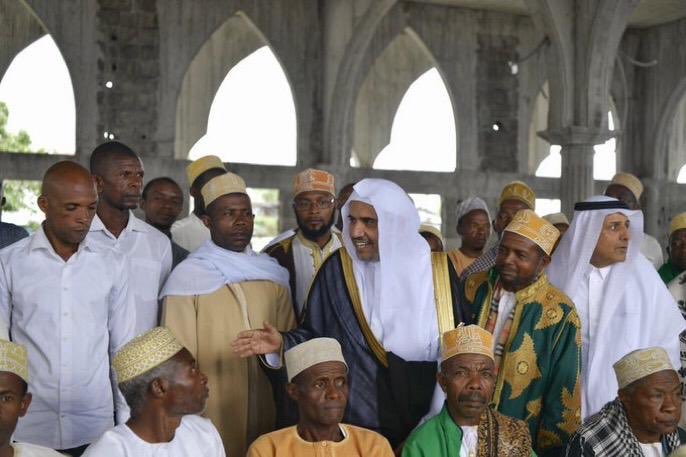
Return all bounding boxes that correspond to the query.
[162,281,295,457]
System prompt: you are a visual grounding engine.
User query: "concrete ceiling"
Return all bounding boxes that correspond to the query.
[410,0,686,28]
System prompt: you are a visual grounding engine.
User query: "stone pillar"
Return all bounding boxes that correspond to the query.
[559,144,595,215]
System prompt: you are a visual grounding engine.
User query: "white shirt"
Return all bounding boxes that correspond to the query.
[492,291,516,349]
[638,442,663,457]
[460,426,478,457]
[88,213,172,335]
[0,226,136,449]
[171,213,210,253]
[641,234,664,270]
[82,415,225,457]
[12,442,64,456]
[291,232,342,314]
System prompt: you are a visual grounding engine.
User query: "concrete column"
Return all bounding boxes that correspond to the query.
[559,144,595,215]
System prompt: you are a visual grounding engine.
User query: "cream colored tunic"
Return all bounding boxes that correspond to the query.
[162,281,295,457]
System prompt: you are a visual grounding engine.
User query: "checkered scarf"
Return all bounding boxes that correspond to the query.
[568,398,680,457]
[460,245,497,280]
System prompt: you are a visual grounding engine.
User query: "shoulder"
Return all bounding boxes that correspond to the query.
[463,270,490,303]
[181,414,222,438]
[135,218,172,247]
[249,426,297,448]
[493,409,529,432]
[263,235,294,256]
[0,222,28,235]
[13,442,64,456]
[82,425,130,455]
[342,424,392,444]
[0,234,31,261]
[403,413,443,446]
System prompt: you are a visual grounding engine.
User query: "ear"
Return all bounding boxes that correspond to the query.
[286,383,299,402]
[150,378,168,399]
[437,371,448,395]
[37,195,48,214]
[540,254,551,270]
[456,223,462,237]
[201,214,211,229]
[93,175,104,195]
[18,392,32,417]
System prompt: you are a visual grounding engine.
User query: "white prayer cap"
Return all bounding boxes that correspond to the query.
[0,339,29,383]
[609,172,644,200]
[419,224,444,245]
[456,197,491,225]
[613,347,674,389]
[542,212,569,227]
[285,338,347,382]
[201,172,247,208]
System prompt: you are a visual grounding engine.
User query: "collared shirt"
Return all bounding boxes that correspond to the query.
[170,213,210,253]
[88,213,172,335]
[0,226,136,449]
[291,231,342,314]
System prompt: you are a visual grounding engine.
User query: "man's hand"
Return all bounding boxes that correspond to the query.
[231,321,283,357]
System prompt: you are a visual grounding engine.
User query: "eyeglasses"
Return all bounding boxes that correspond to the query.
[293,198,335,211]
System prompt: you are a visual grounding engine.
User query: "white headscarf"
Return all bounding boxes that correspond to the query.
[548,195,684,418]
[456,196,492,233]
[341,179,439,362]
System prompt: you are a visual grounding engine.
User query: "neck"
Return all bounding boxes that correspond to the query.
[459,245,483,258]
[126,409,183,444]
[629,421,661,444]
[43,222,79,261]
[296,421,344,443]
[447,404,480,427]
[590,258,613,269]
[97,201,130,238]
[0,436,13,457]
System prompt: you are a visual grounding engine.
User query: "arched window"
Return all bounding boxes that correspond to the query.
[0,35,75,154]
[409,193,442,228]
[188,46,296,165]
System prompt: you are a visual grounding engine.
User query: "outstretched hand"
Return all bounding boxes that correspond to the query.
[231,321,283,357]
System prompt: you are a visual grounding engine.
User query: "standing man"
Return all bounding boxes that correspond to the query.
[548,195,684,419]
[233,179,464,448]
[88,141,172,335]
[461,181,535,279]
[171,155,227,252]
[604,172,664,268]
[140,177,189,269]
[462,209,580,456]
[161,172,295,456]
[265,169,342,317]
[449,197,491,275]
[660,212,686,284]
[0,161,136,456]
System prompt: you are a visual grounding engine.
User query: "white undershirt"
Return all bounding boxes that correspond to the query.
[638,441,663,457]
[492,291,516,350]
[460,426,478,457]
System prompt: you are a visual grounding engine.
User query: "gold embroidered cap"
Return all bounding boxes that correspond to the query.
[293,169,336,197]
[613,347,674,389]
[441,324,494,363]
[0,339,28,383]
[201,172,247,208]
[670,212,686,235]
[542,212,569,227]
[419,224,444,245]
[285,338,348,382]
[504,209,560,256]
[113,327,184,384]
[186,155,226,187]
[499,181,535,210]
[609,172,644,200]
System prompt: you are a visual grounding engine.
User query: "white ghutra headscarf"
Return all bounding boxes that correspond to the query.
[341,179,439,362]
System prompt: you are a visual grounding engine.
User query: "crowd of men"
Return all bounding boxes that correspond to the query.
[0,140,685,456]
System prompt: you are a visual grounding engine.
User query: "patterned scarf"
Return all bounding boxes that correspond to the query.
[483,282,515,372]
[476,407,531,457]
[575,398,681,457]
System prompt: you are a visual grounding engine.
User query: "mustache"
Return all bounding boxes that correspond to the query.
[458,393,487,404]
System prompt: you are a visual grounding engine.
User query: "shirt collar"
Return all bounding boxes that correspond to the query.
[90,211,150,236]
[591,264,612,280]
[29,223,94,255]
[296,229,337,252]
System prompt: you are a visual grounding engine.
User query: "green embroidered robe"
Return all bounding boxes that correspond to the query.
[462,269,581,457]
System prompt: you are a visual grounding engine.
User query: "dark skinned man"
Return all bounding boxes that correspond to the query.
[566,347,686,456]
[83,327,225,456]
[140,177,189,268]
[403,325,533,456]
[232,179,464,449]
[419,224,445,252]
[0,339,63,456]
[265,169,342,318]
[0,161,135,456]
[661,213,686,285]
[248,338,393,456]
[462,209,580,456]
[171,155,227,252]
[88,141,172,335]
[461,181,535,280]
[449,197,492,275]
[160,172,295,456]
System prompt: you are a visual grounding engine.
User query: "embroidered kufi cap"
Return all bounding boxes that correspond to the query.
[504,209,560,256]
[285,338,347,382]
[0,340,28,383]
[542,212,570,227]
[670,212,686,235]
[419,224,444,245]
[113,327,184,384]
[609,172,644,200]
[201,172,247,208]
[441,324,494,363]
[293,169,335,197]
[613,347,674,389]
[186,155,226,187]
[499,181,535,209]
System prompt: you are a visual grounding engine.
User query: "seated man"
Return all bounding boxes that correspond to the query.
[403,325,533,456]
[247,337,394,456]
[566,347,685,457]
[83,327,225,456]
[0,339,63,456]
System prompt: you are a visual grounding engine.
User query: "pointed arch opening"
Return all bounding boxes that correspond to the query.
[668,90,686,183]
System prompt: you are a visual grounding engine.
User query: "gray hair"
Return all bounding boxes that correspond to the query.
[118,357,177,415]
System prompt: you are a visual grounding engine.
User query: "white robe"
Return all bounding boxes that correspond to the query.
[82,415,225,457]
[12,442,64,456]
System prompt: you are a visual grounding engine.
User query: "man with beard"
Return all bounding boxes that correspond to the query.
[160,172,295,456]
[83,327,225,456]
[88,141,172,335]
[0,161,135,456]
[265,169,342,318]
[462,209,581,456]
